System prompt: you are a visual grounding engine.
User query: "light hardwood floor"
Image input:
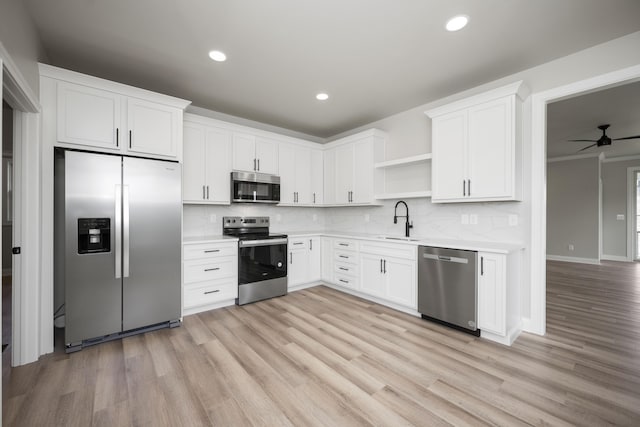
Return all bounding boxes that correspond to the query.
[3,260,640,426]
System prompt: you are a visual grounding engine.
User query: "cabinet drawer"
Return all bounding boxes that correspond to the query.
[288,238,309,250]
[184,242,237,260]
[334,274,358,290]
[334,262,358,277]
[360,242,416,260]
[184,279,237,308]
[334,251,358,265]
[334,239,358,251]
[184,256,237,283]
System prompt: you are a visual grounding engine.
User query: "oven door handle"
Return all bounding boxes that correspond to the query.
[239,238,288,248]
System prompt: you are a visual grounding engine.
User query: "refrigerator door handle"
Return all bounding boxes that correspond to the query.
[123,185,130,278]
[115,185,122,279]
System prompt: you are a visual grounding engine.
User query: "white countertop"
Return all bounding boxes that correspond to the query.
[183,235,238,244]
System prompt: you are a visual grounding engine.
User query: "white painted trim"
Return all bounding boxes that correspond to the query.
[601,254,631,262]
[288,281,321,292]
[38,63,190,109]
[0,42,40,113]
[547,153,600,163]
[602,154,640,163]
[323,128,387,149]
[530,64,640,338]
[182,299,235,316]
[425,80,529,118]
[627,167,640,261]
[546,255,601,265]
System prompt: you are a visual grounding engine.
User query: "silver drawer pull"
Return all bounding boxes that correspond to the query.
[339,243,349,246]
[293,242,304,245]
[339,255,349,259]
[339,279,349,284]
[204,249,220,253]
[204,267,220,272]
[204,289,220,294]
[339,267,349,271]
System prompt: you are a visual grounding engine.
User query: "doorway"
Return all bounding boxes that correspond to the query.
[1,100,12,376]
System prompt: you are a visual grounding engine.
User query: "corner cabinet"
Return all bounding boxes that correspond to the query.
[183,115,232,204]
[426,81,528,203]
[45,65,190,161]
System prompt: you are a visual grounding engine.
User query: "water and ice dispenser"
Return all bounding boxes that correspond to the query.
[77,218,111,254]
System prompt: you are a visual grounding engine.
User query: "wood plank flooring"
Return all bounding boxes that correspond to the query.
[3,260,640,426]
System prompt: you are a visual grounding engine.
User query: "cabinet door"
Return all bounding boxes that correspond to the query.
[232,132,256,171]
[204,127,232,203]
[295,147,312,204]
[127,97,180,158]
[308,237,322,282]
[321,237,334,283]
[57,81,121,150]
[353,139,373,203]
[323,149,336,205]
[183,123,207,202]
[431,111,467,201]
[278,144,296,203]
[334,144,354,204]
[467,97,513,199]
[384,257,416,309]
[255,137,279,174]
[288,248,309,287]
[360,253,385,298]
[310,149,324,205]
[478,252,506,335]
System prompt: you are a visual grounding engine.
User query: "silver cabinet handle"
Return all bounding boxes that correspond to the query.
[290,252,293,264]
[115,185,122,279]
[257,158,260,171]
[339,279,349,284]
[339,255,348,259]
[339,267,349,271]
[339,243,349,247]
[204,289,220,294]
[383,259,386,274]
[309,239,312,250]
[313,193,316,204]
[380,259,383,273]
[293,242,304,245]
[202,185,206,199]
[463,180,466,196]
[204,249,220,253]
[468,179,471,197]
[116,128,119,147]
[253,158,256,171]
[123,185,130,278]
[481,256,484,275]
[206,185,210,200]
[204,267,220,272]
[129,130,132,149]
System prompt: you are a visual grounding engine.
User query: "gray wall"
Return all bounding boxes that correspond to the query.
[0,0,47,96]
[602,159,640,257]
[546,157,600,259]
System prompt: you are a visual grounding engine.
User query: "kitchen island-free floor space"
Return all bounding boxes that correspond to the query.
[4,262,640,426]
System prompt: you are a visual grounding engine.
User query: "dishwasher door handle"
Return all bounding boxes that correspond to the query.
[422,253,469,264]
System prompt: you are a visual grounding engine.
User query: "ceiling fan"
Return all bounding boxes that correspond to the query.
[568,124,640,152]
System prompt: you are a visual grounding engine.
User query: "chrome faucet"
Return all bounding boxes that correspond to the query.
[393,200,413,237]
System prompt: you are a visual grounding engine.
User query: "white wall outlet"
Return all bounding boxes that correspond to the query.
[209,214,217,223]
[461,214,469,225]
[568,244,574,251]
[469,214,478,225]
[508,214,518,226]
[312,213,318,222]
[364,213,370,223]
[617,214,625,221]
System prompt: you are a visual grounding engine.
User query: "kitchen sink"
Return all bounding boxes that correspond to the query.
[377,235,421,242]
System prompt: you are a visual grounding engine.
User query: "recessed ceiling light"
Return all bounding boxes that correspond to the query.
[316,93,329,101]
[208,50,227,62]
[446,15,469,32]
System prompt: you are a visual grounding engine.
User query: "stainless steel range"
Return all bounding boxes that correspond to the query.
[223,216,288,305]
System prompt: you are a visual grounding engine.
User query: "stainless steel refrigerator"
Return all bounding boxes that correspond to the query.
[54,149,182,352]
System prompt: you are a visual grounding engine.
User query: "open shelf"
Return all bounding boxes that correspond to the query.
[375,191,432,200]
[374,153,432,169]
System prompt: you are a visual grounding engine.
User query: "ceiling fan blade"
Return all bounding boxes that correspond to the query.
[577,143,598,152]
[567,139,598,142]
[612,135,640,141]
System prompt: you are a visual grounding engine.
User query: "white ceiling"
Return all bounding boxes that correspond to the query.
[547,80,640,158]
[23,0,640,138]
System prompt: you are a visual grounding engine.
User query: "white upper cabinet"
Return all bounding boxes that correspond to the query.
[127,97,181,158]
[278,143,313,205]
[310,149,324,205]
[232,134,279,174]
[45,65,190,161]
[57,82,122,150]
[324,129,385,205]
[183,116,232,204]
[426,81,528,203]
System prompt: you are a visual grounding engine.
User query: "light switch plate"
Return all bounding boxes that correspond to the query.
[461,214,469,225]
[508,214,518,226]
[470,214,478,225]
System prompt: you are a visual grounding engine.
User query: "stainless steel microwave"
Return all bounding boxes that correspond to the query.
[231,171,281,203]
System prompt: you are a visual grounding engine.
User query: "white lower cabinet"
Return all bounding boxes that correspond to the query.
[182,240,238,315]
[477,250,522,345]
[321,237,334,283]
[288,237,322,289]
[359,242,417,310]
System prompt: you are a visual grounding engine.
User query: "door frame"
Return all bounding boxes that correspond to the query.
[529,64,640,336]
[627,167,640,261]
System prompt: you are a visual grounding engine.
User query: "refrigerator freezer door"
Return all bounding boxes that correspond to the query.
[64,151,123,344]
[122,157,182,330]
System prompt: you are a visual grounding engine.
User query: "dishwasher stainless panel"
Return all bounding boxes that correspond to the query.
[418,246,479,335]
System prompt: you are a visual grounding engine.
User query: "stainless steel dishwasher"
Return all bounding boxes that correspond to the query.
[418,246,479,336]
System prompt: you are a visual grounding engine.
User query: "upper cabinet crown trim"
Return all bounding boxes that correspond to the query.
[39,63,191,110]
[424,81,529,119]
[324,128,387,149]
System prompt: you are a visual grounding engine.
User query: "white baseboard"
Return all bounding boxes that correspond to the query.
[600,254,631,262]
[546,255,600,265]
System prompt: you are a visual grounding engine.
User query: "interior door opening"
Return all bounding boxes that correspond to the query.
[2,99,13,382]
[635,171,640,261]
